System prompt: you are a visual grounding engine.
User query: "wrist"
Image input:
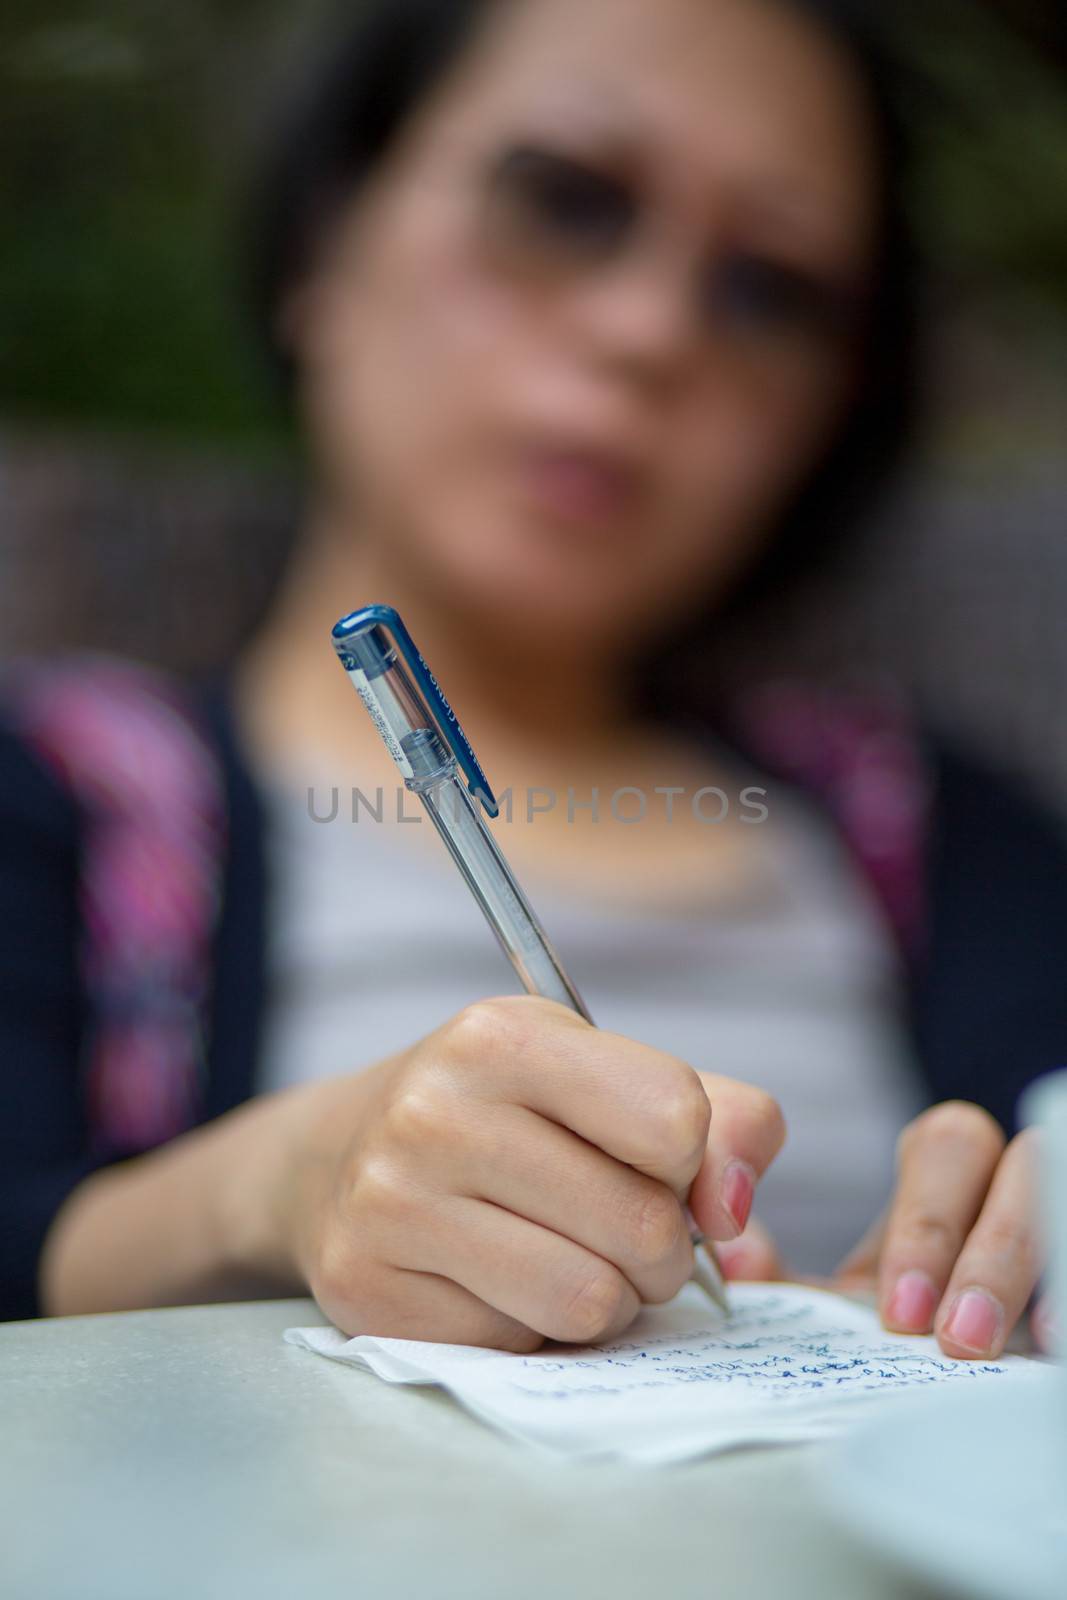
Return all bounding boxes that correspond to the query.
[212,1090,311,1292]
[215,1073,372,1293]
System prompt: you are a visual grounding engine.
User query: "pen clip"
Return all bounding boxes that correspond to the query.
[332,603,499,818]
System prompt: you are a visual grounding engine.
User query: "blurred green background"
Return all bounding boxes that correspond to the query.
[0,1,1065,808]
[1,0,1066,454]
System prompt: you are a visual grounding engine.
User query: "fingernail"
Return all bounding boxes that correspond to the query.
[942,1288,1004,1355]
[720,1160,755,1235]
[885,1269,938,1332]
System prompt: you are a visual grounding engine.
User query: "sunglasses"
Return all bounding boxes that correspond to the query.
[475,139,868,351]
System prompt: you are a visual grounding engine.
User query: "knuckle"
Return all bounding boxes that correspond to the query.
[311,1228,374,1324]
[558,1266,629,1344]
[445,997,526,1063]
[897,1209,960,1258]
[642,1255,694,1306]
[977,1215,1034,1267]
[384,1083,442,1151]
[626,1185,685,1268]
[973,1190,1040,1273]
[653,1067,711,1164]
[351,1152,413,1224]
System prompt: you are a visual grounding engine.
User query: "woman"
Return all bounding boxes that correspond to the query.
[2,0,1063,1354]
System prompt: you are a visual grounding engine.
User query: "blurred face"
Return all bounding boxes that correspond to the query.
[287,0,881,657]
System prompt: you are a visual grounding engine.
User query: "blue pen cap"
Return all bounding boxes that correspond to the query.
[332,604,499,817]
[338,625,391,682]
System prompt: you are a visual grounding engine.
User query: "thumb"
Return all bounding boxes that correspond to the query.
[715,1216,785,1281]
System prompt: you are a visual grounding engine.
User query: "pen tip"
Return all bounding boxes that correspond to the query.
[691,1243,731,1315]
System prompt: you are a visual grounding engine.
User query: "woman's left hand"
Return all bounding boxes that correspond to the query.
[835,1100,1045,1358]
[718,1100,1051,1359]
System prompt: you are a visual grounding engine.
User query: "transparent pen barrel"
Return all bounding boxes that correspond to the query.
[418,777,590,1019]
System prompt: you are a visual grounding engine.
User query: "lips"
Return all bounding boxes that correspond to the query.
[514,437,650,526]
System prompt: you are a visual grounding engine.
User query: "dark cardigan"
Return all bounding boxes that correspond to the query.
[2,672,1066,1323]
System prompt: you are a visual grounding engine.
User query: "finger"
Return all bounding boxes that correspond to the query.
[1031,1294,1057,1354]
[878,1101,1005,1335]
[443,997,711,1194]
[687,1073,786,1240]
[715,1216,785,1281]
[457,1102,694,1306]
[327,1265,547,1352]
[397,1187,642,1346]
[934,1129,1042,1359]
[832,1207,888,1285]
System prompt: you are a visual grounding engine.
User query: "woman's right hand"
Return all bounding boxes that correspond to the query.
[261,994,785,1350]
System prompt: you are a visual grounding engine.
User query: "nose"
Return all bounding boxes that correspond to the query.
[568,239,698,390]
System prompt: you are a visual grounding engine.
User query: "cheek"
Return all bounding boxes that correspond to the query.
[308,224,518,514]
[657,349,854,591]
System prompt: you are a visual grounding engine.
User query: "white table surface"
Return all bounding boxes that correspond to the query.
[0,1298,943,1600]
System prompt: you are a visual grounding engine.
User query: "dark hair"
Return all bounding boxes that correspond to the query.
[246,0,918,692]
[248,0,503,398]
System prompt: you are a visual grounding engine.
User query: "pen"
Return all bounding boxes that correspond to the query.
[331,602,730,1316]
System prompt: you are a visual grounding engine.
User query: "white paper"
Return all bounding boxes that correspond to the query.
[284,1282,1041,1464]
